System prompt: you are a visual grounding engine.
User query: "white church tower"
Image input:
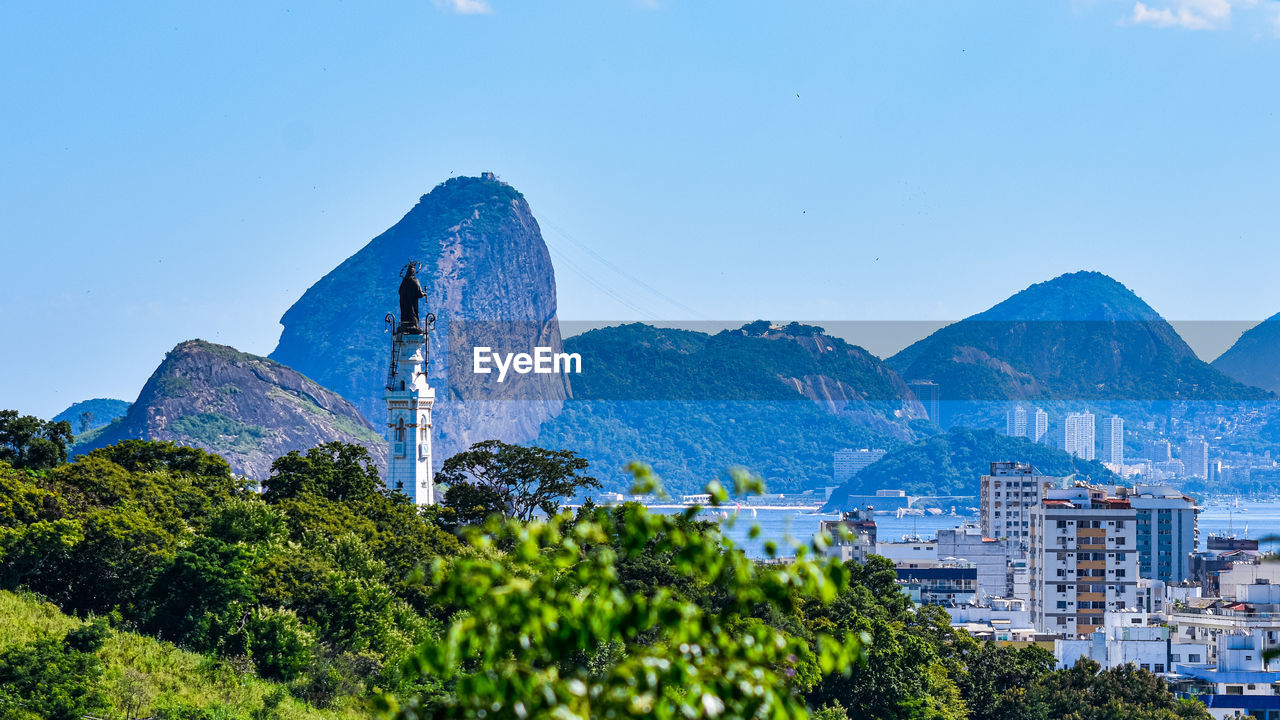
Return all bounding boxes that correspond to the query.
[384,260,436,505]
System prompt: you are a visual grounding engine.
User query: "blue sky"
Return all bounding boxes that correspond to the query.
[3,0,1280,418]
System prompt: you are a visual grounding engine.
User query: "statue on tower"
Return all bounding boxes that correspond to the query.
[397,261,429,333]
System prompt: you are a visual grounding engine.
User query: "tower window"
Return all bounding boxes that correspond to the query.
[396,418,406,443]
[400,380,406,391]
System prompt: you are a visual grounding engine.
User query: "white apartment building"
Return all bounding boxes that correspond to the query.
[1032,408,1049,443]
[979,461,1053,558]
[1182,439,1210,479]
[1167,562,1280,669]
[1029,484,1139,637]
[1007,405,1028,437]
[1100,415,1124,465]
[1005,405,1049,443]
[833,448,887,483]
[1174,631,1280,720]
[875,539,939,568]
[1062,411,1096,461]
[1055,610,1171,673]
[947,598,1036,642]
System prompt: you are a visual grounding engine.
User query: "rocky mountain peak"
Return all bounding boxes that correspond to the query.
[78,339,384,479]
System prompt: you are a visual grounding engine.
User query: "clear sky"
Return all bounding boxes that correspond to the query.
[3,0,1280,419]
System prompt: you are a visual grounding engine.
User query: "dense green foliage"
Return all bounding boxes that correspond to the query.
[0,439,458,715]
[825,427,1118,506]
[387,467,863,719]
[0,409,74,472]
[0,422,1207,719]
[0,622,108,720]
[438,439,598,524]
[0,590,366,720]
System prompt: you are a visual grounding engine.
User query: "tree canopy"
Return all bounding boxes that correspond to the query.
[0,417,1211,720]
[0,409,73,472]
[438,440,599,524]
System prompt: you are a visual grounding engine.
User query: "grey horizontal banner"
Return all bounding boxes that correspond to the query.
[407,318,1277,406]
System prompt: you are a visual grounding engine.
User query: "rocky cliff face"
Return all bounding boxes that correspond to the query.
[270,175,569,464]
[80,340,385,479]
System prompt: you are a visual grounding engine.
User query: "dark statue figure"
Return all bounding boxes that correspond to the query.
[398,261,429,332]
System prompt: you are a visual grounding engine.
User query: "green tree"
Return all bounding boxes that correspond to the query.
[437,440,599,524]
[805,557,968,720]
[0,410,73,471]
[246,607,314,682]
[952,640,1055,720]
[0,465,83,590]
[141,536,257,654]
[262,442,383,504]
[993,659,1210,720]
[380,465,863,720]
[0,630,107,720]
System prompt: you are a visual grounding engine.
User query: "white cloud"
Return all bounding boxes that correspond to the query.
[433,0,492,15]
[1127,0,1245,30]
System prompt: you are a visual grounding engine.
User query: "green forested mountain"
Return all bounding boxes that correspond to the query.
[823,427,1118,509]
[538,322,929,494]
[1213,312,1280,394]
[888,272,1269,418]
[52,398,130,433]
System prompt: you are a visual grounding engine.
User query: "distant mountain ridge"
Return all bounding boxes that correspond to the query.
[887,271,1268,412]
[536,321,926,494]
[823,427,1118,510]
[1213,312,1280,394]
[53,398,130,432]
[78,340,384,478]
[271,174,569,464]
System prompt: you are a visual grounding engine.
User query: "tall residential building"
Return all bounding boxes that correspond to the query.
[1099,416,1124,465]
[1123,485,1199,584]
[1062,412,1096,461]
[1006,405,1028,437]
[979,462,1052,558]
[833,448,887,483]
[908,380,941,424]
[1032,408,1049,443]
[1144,440,1172,463]
[1182,440,1210,479]
[1029,485,1139,637]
